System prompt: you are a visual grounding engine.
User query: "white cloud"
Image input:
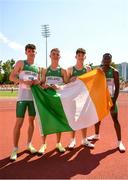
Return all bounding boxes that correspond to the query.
[0,32,8,43]
[0,32,24,50]
[8,41,23,50]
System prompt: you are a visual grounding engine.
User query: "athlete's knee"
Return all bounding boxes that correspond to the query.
[15,118,24,129]
[29,116,35,126]
[29,122,34,129]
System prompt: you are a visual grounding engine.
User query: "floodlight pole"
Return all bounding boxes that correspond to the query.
[41,24,50,67]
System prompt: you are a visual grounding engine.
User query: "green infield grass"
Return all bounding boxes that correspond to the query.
[0,91,18,97]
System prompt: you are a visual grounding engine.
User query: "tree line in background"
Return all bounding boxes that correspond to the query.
[0,59,15,84]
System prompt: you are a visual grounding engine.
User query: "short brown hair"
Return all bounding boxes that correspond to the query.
[25,44,36,51]
[76,48,86,55]
[50,48,60,54]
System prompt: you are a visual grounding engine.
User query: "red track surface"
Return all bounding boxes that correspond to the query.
[0,93,128,179]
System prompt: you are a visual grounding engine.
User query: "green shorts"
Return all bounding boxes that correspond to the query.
[16,101,36,118]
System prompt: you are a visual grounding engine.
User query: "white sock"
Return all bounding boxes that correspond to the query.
[27,142,31,146]
[13,147,18,151]
[82,138,88,143]
[118,140,122,144]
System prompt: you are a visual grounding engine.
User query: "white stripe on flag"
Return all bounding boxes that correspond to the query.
[57,79,99,130]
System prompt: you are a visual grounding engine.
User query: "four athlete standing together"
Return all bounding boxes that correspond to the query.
[9,44,126,161]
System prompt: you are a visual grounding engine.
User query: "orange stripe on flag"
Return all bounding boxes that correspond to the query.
[79,69,112,121]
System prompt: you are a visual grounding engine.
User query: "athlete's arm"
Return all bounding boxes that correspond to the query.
[67,67,72,82]
[67,67,76,82]
[113,70,120,104]
[9,61,33,86]
[40,68,49,89]
[9,60,22,84]
[32,67,42,85]
[41,68,47,83]
[9,60,29,85]
[61,68,68,84]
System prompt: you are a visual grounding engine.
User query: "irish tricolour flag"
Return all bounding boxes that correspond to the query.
[32,69,112,135]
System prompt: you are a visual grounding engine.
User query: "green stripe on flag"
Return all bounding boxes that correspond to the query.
[31,85,73,135]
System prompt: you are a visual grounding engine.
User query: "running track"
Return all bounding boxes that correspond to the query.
[0,93,128,179]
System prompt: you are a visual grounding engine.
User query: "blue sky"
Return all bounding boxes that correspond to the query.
[0,0,128,68]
